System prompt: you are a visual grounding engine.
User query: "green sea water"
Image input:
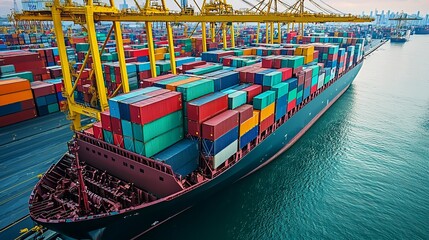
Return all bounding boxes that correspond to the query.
[143,36,429,239]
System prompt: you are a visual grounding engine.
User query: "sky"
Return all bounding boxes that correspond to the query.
[1,0,428,17]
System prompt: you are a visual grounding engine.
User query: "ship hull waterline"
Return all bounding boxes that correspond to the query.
[33,62,363,239]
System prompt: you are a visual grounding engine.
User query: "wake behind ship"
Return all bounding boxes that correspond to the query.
[29,36,365,239]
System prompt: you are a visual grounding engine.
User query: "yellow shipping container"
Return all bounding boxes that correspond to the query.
[155,47,167,54]
[295,47,303,55]
[304,53,313,64]
[166,77,201,91]
[302,45,314,56]
[255,103,275,122]
[239,111,259,136]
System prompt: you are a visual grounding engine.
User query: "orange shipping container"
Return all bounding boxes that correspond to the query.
[166,77,201,91]
[0,78,31,95]
[0,90,33,106]
[154,53,164,60]
[242,49,253,55]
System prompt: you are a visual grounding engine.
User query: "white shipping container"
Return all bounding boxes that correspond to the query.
[317,73,325,89]
[212,140,238,169]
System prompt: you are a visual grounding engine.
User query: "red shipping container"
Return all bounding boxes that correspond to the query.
[296,72,305,86]
[125,57,137,63]
[111,117,122,135]
[187,119,201,137]
[141,74,175,87]
[21,99,36,110]
[303,68,312,80]
[313,50,319,60]
[84,127,94,137]
[93,121,103,140]
[262,86,271,92]
[182,61,206,71]
[304,79,311,88]
[77,69,90,79]
[0,108,37,127]
[287,99,297,112]
[223,58,232,66]
[328,53,337,61]
[187,94,228,123]
[138,71,151,80]
[113,133,124,148]
[31,81,56,97]
[259,114,274,133]
[278,68,293,81]
[292,66,303,76]
[234,104,253,124]
[242,84,262,103]
[311,85,317,94]
[239,70,248,82]
[202,110,239,141]
[261,58,273,68]
[100,110,112,131]
[130,91,182,125]
[272,59,282,69]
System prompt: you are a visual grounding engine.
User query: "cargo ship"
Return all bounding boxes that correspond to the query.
[414,26,429,35]
[27,38,364,239]
[390,29,411,43]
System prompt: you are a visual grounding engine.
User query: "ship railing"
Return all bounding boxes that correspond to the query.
[76,132,178,178]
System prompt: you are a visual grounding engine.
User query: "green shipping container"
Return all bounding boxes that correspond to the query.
[121,120,133,138]
[297,90,303,99]
[1,71,34,82]
[187,65,223,75]
[262,71,282,87]
[285,56,304,68]
[132,122,143,141]
[76,43,90,52]
[271,82,289,99]
[176,79,214,101]
[309,65,320,77]
[311,76,318,86]
[228,91,247,109]
[124,136,135,152]
[47,103,59,113]
[288,88,297,102]
[253,91,276,110]
[140,126,184,157]
[141,111,183,143]
[103,130,114,144]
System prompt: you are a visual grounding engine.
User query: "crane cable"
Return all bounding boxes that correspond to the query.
[317,0,346,15]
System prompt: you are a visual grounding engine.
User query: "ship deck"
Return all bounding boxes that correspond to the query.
[0,38,387,240]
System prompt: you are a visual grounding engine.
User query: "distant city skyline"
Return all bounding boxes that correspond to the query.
[0,0,428,18]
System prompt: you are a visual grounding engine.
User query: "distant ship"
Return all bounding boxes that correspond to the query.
[390,29,411,43]
[414,26,429,35]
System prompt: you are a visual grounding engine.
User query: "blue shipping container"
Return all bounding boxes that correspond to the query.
[153,138,199,174]
[239,126,258,149]
[202,126,238,156]
[275,95,287,121]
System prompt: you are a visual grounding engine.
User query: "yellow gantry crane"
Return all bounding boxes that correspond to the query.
[13,0,373,130]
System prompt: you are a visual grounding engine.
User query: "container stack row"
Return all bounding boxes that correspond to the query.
[0,78,37,127]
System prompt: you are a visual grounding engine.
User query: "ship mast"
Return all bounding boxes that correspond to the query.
[67,140,90,213]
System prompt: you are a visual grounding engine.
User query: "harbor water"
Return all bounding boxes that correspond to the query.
[142,36,429,239]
